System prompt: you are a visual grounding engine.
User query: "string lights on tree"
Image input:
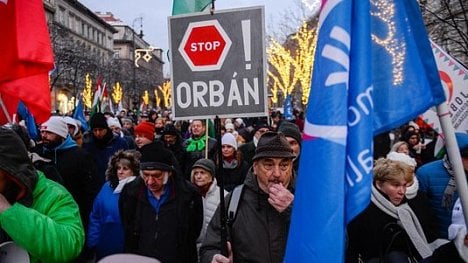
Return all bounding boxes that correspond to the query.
[82,73,93,109]
[267,21,317,106]
[142,90,150,105]
[112,82,123,104]
[158,80,172,109]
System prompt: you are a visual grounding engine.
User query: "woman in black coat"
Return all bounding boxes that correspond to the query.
[346,158,462,263]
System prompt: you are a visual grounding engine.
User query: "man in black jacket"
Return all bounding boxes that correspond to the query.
[200,132,295,263]
[119,141,203,262]
[36,116,100,231]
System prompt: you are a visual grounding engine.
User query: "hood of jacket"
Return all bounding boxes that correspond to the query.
[0,128,37,207]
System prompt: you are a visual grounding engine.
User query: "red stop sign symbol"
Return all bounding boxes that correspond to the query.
[179,20,232,71]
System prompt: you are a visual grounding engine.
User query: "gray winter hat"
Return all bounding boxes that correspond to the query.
[192,158,216,177]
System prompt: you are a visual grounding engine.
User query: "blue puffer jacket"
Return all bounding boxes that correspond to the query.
[416,132,468,238]
[416,160,457,238]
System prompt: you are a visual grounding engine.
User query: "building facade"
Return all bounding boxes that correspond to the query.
[43,0,116,114]
[43,0,164,114]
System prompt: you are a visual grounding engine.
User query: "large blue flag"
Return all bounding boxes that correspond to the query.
[73,96,89,132]
[284,0,445,262]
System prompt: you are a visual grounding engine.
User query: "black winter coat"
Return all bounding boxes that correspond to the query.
[119,176,203,263]
[200,171,292,263]
[346,194,462,262]
[36,143,99,229]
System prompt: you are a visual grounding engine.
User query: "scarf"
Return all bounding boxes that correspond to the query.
[186,135,206,152]
[113,176,136,194]
[223,159,238,169]
[371,185,448,259]
[442,154,456,210]
[405,176,419,200]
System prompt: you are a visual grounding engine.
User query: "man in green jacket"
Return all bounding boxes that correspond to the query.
[0,127,84,262]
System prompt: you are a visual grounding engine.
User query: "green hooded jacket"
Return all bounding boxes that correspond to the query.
[0,128,84,262]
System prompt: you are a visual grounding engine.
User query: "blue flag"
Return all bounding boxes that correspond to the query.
[73,96,89,132]
[283,94,294,121]
[17,101,38,140]
[284,0,445,262]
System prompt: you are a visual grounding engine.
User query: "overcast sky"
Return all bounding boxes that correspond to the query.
[78,0,319,75]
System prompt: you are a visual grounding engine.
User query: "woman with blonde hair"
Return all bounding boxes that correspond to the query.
[346,158,461,262]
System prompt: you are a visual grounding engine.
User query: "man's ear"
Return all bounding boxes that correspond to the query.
[252,161,258,176]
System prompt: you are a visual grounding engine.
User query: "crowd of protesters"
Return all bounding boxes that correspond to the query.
[0,107,467,262]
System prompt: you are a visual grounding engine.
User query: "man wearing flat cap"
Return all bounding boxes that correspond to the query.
[200,132,296,263]
[119,141,203,263]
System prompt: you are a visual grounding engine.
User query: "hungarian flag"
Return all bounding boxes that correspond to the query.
[0,0,54,124]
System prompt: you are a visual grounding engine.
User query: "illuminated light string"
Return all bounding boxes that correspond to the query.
[112,82,123,104]
[157,80,172,108]
[82,73,93,108]
[142,90,150,105]
[267,21,317,105]
[370,0,406,86]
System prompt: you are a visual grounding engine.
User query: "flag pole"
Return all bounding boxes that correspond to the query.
[436,102,468,229]
[0,94,12,124]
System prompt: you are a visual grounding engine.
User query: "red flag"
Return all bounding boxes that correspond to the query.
[0,0,54,124]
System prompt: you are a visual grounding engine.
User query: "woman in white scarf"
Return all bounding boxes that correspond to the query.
[346,158,461,262]
[88,150,140,260]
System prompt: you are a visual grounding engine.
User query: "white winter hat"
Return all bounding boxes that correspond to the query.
[225,123,235,132]
[107,117,122,129]
[63,116,79,136]
[40,116,69,139]
[386,151,417,168]
[222,132,237,150]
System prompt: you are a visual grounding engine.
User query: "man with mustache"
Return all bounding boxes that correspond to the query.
[200,132,296,263]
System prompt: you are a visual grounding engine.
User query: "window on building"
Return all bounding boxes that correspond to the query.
[58,6,66,25]
[113,49,120,59]
[75,19,81,33]
[68,14,74,30]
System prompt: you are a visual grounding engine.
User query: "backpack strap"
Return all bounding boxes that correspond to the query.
[227,184,244,227]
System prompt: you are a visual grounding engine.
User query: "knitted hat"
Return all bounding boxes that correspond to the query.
[253,120,270,132]
[162,123,179,136]
[278,122,302,147]
[90,113,108,129]
[192,158,216,178]
[386,152,417,168]
[121,118,133,125]
[40,116,69,138]
[107,117,122,129]
[222,132,238,150]
[139,141,175,171]
[225,123,235,132]
[253,132,295,161]
[237,128,252,142]
[134,122,155,141]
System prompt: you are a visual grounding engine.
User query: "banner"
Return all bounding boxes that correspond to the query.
[420,41,468,133]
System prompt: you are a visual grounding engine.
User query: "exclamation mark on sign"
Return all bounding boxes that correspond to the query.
[241,19,251,70]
